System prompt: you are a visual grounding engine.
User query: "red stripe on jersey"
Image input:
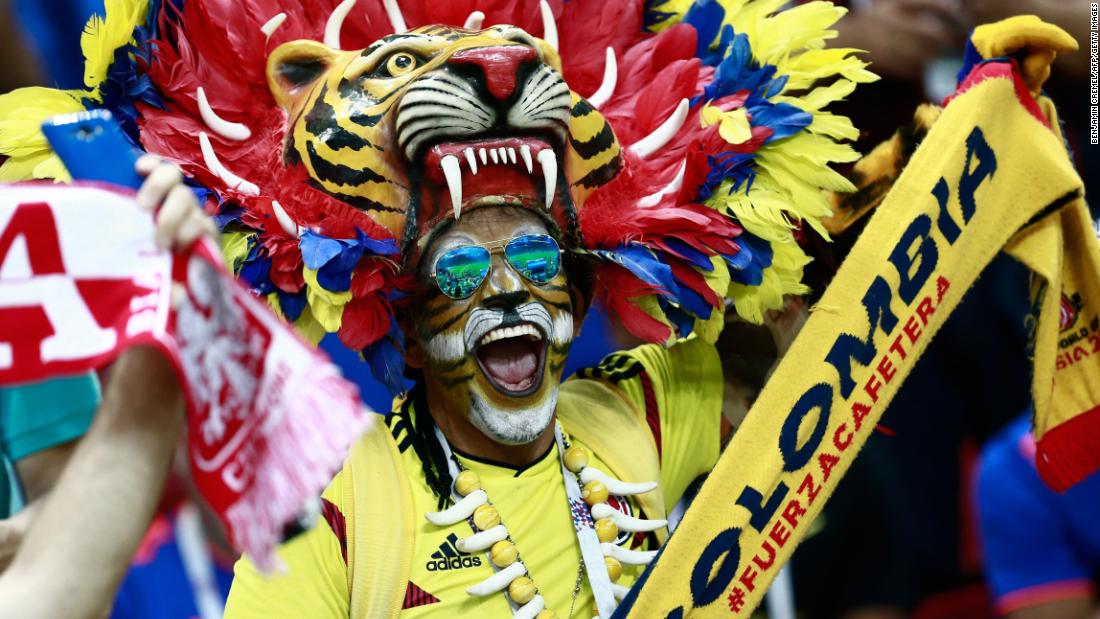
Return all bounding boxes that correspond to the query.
[320,498,348,565]
[640,370,661,462]
[403,581,440,609]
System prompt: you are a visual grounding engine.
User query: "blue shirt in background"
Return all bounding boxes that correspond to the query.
[976,413,1100,614]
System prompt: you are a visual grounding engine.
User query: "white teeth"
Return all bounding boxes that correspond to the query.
[520,145,533,173]
[440,154,463,220]
[536,149,556,210]
[442,145,556,212]
[464,147,478,175]
[478,324,543,347]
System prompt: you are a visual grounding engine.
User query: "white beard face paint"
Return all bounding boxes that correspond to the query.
[468,384,558,445]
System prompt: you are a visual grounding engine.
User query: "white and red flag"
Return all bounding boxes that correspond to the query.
[0,182,371,569]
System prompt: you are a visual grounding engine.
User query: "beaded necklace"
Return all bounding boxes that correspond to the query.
[426,422,666,618]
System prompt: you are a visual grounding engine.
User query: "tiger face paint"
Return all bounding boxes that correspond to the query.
[413,206,574,445]
[266,24,621,250]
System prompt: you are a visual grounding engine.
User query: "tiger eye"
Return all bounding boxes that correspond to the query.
[386,52,417,76]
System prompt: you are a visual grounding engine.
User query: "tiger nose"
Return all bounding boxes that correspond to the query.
[450,45,537,101]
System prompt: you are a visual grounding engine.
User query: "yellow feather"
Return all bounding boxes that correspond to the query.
[220,232,255,274]
[647,0,696,32]
[302,267,351,332]
[81,0,148,93]
[292,305,328,346]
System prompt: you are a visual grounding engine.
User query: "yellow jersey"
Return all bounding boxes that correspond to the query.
[225,338,722,618]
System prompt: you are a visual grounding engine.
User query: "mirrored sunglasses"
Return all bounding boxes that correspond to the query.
[432,234,562,299]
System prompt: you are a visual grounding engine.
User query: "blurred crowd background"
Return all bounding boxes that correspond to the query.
[1,1,1097,618]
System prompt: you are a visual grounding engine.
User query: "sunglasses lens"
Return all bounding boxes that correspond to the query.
[505,235,561,284]
[435,246,491,298]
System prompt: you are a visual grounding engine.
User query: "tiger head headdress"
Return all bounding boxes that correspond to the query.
[265,22,620,258]
[0,0,875,394]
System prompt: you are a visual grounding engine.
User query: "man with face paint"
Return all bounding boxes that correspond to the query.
[228,196,726,618]
[113,1,861,617]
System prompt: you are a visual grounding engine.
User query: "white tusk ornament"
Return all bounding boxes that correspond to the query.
[383,0,407,34]
[270,201,299,237]
[463,10,485,30]
[514,594,546,619]
[587,47,618,109]
[580,467,657,496]
[467,561,526,596]
[591,503,667,532]
[425,489,486,525]
[628,98,690,159]
[455,524,508,553]
[324,0,356,49]
[260,13,287,38]
[197,87,251,141]
[198,132,260,196]
[538,0,558,51]
[638,159,687,207]
[601,543,657,566]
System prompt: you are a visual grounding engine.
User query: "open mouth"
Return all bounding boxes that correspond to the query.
[474,322,547,397]
[421,136,560,219]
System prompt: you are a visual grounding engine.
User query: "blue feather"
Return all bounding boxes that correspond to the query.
[727,232,772,286]
[299,230,392,292]
[277,290,308,322]
[592,244,678,296]
[661,238,714,271]
[239,243,274,295]
[682,0,727,64]
[658,297,696,338]
[749,102,812,142]
[366,317,408,397]
[670,272,713,319]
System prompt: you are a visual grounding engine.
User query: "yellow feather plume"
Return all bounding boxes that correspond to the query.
[82,0,148,96]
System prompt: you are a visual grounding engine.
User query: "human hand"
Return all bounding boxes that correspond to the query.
[835,0,967,80]
[134,155,217,252]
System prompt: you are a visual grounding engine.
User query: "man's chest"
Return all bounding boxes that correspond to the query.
[399,459,650,617]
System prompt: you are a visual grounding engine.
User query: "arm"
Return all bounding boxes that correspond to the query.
[0,158,216,618]
[0,347,184,618]
[0,372,101,571]
[0,443,75,571]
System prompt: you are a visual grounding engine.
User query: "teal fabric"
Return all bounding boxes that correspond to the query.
[0,374,100,518]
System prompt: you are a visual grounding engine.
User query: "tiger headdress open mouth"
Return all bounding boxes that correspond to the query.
[4,0,871,394]
[267,23,621,260]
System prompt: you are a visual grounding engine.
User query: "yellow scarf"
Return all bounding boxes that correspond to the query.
[620,16,1100,618]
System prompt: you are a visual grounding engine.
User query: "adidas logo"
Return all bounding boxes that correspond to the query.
[426,533,484,572]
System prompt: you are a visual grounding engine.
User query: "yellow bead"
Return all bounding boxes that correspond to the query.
[564,446,589,473]
[604,556,622,582]
[582,480,608,506]
[490,540,518,567]
[595,517,619,543]
[508,576,537,605]
[472,504,500,530]
[535,611,557,619]
[455,470,481,496]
